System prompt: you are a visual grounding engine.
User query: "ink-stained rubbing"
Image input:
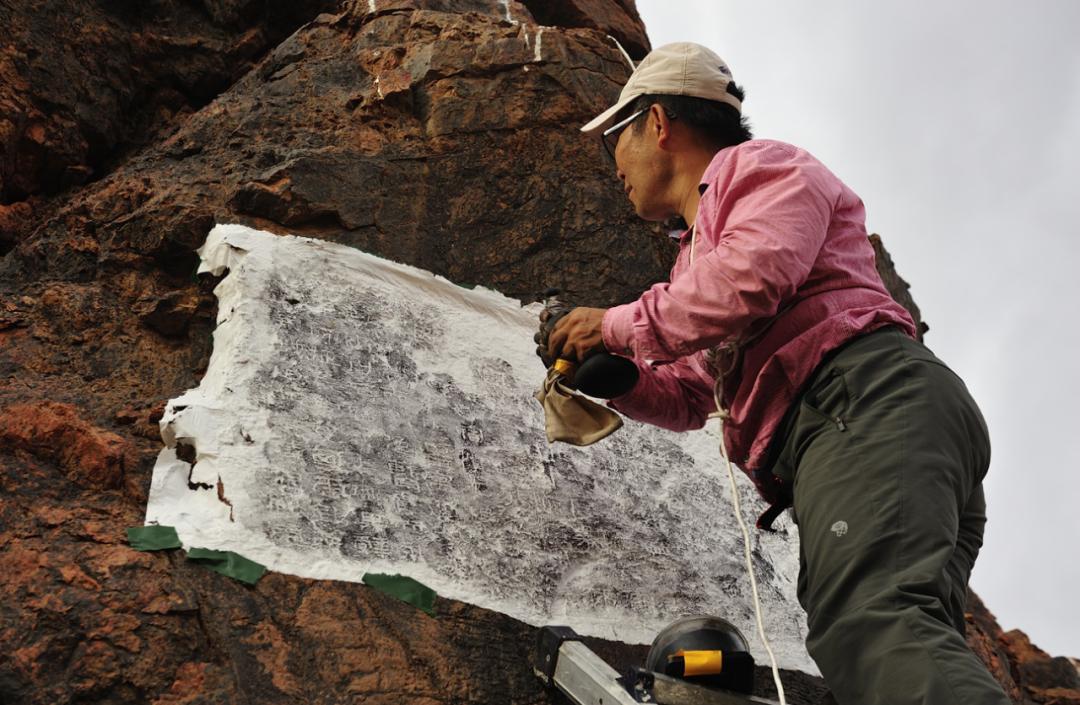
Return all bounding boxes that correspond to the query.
[145,224,815,673]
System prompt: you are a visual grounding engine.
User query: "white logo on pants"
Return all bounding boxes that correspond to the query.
[831,521,848,537]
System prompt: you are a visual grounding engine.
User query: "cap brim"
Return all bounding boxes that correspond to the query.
[580,92,639,137]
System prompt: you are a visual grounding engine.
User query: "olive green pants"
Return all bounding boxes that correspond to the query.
[769,327,1009,705]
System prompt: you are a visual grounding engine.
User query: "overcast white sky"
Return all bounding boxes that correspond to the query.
[635,0,1080,658]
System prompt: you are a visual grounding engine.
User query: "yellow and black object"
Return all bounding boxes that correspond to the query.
[534,621,774,705]
[646,615,756,695]
[667,649,726,678]
[536,289,639,399]
[663,648,757,691]
[552,353,639,399]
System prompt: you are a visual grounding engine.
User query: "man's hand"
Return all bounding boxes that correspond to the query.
[534,300,572,367]
[548,307,608,362]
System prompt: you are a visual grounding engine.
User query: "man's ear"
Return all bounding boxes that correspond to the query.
[650,103,673,148]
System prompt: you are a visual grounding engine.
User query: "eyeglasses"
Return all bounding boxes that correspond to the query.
[600,106,677,161]
[601,108,647,161]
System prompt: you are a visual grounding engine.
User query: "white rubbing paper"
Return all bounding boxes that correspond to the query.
[146,224,815,674]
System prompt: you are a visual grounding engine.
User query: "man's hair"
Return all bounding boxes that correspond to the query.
[628,82,753,149]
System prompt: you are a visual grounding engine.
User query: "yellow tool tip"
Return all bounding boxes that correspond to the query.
[553,359,576,376]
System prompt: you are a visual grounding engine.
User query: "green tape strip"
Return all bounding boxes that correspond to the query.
[362,573,437,616]
[186,547,267,586]
[127,525,182,551]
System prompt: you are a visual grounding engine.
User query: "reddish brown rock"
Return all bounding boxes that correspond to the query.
[521,0,650,58]
[0,200,35,255]
[1002,628,1080,704]
[0,0,341,212]
[965,590,1080,704]
[869,233,926,339]
[0,401,136,491]
[0,2,676,702]
[967,590,1033,703]
[3,0,676,304]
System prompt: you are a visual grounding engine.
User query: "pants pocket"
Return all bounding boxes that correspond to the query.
[800,368,850,430]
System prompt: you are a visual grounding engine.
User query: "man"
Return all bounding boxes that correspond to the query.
[544,42,1009,704]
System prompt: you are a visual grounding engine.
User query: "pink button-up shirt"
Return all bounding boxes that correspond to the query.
[602,139,916,486]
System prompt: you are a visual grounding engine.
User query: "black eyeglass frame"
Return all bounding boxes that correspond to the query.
[600,105,677,161]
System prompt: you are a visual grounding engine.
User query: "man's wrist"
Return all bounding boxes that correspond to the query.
[602,303,637,357]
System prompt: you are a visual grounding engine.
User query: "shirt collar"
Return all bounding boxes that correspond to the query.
[666,146,739,243]
[670,145,737,244]
[699,143,737,194]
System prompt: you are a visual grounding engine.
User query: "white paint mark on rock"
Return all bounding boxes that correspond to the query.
[500,0,517,25]
[607,34,636,70]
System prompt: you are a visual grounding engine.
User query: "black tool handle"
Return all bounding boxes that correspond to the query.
[574,353,639,399]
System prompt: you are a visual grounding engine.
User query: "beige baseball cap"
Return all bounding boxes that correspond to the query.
[581,42,741,137]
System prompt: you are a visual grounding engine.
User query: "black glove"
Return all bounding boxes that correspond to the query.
[534,287,574,368]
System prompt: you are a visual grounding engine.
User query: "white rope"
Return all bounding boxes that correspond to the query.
[606,34,635,70]
[691,222,786,704]
[710,377,787,705]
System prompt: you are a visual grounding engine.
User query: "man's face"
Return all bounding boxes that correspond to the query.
[612,108,672,221]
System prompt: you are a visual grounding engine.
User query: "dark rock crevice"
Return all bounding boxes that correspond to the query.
[519,0,649,59]
[0,0,341,220]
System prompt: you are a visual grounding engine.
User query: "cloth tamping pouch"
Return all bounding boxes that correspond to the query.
[534,367,623,445]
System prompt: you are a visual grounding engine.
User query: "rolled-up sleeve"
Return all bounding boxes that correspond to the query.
[606,356,716,432]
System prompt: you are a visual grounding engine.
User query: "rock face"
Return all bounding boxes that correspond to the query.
[0,0,1073,703]
[965,592,1080,705]
[0,0,342,254]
